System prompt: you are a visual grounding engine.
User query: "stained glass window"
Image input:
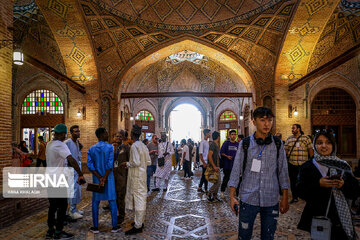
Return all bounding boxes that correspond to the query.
[136,110,154,121]
[22,89,64,115]
[220,111,237,121]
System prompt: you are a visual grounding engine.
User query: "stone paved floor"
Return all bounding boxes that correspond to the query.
[1,169,359,240]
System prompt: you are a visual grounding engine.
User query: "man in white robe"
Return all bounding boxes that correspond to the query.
[121,125,151,235]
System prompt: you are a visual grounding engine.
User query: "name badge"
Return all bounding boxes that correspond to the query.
[296,142,300,148]
[251,159,261,173]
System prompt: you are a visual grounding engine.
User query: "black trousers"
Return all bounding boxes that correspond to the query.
[36,158,46,167]
[198,166,208,191]
[288,162,300,200]
[221,169,232,192]
[48,198,67,231]
[183,161,191,177]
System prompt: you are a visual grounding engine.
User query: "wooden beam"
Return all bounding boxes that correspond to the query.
[25,54,86,94]
[121,92,253,98]
[289,43,360,91]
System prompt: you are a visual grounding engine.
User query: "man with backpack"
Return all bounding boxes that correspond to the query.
[220,129,239,199]
[228,107,290,240]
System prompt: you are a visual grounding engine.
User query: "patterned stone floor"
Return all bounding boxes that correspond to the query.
[1,169,359,239]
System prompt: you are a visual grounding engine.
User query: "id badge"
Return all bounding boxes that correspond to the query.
[114,160,118,168]
[250,159,261,173]
[296,142,300,148]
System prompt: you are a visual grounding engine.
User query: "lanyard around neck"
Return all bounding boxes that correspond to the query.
[258,145,266,160]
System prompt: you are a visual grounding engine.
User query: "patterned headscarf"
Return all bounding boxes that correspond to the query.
[313,130,356,240]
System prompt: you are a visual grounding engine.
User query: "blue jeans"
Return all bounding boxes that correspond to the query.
[238,202,279,240]
[147,165,157,190]
[92,200,117,228]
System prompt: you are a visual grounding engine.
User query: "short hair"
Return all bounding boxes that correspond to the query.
[95,128,107,139]
[70,125,79,133]
[229,130,236,135]
[181,139,187,145]
[212,131,220,140]
[142,139,149,145]
[238,134,245,139]
[203,129,211,135]
[293,124,304,135]
[252,107,274,120]
[38,136,44,141]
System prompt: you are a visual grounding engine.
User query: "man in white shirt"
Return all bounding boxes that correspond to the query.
[45,124,85,240]
[198,129,211,193]
[181,139,191,180]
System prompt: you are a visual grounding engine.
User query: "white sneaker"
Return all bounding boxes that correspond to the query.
[220,192,225,199]
[70,212,83,219]
[77,210,84,215]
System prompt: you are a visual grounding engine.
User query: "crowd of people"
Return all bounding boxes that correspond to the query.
[11,106,360,240]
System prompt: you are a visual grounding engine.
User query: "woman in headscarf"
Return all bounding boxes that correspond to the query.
[297,129,359,240]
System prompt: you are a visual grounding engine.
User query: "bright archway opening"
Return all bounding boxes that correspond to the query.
[169,104,202,143]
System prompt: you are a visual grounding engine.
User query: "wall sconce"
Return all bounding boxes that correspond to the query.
[288,104,298,118]
[76,106,86,119]
[13,48,24,65]
[130,116,134,121]
[239,115,244,120]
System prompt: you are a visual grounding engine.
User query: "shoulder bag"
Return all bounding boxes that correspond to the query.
[158,142,169,167]
[311,190,332,240]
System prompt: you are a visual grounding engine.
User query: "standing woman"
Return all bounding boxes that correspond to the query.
[153,133,174,191]
[297,129,359,240]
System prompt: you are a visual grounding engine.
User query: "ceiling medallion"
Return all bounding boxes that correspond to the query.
[166,50,208,64]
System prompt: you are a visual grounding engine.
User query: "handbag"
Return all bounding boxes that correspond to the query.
[158,142,169,167]
[21,156,32,167]
[86,183,105,193]
[204,165,219,183]
[311,190,332,240]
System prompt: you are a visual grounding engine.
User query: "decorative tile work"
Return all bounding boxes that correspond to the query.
[89,19,104,33]
[305,0,328,16]
[230,38,254,61]
[176,0,198,24]
[241,28,262,42]
[56,25,85,39]
[105,64,113,73]
[71,72,94,83]
[67,46,87,67]
[254,17,272,27]
[81,3,96,16]
[111,29,130,43]
[119,40,141,62]
[285,43,308,65]
[278,3,294,16]
[47,0,69,19]
[203,33,222,42]
[152,34,170,42]
[93,32,115,54]
[103,18,119,28]
[334,22,351,43]
[224,0,244,14]
[216,36,236,49]
[28,26,41,42]
[288,22,320,37]
[319,20,336,39]
[129,0,149,15]
[258,30,282,54]
[152,0,173,22]
[138,36,157,50]
[127,27,144,36]
[201,0,221,21]
[228,26,245,36]
[268,17,287,32]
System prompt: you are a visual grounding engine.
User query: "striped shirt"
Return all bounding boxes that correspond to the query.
[228,134,290,207]
[284,135,312,166]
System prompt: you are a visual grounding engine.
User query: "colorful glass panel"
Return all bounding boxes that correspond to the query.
[22,89,64,115]
[136,110,154,121]
[219,111,237,121]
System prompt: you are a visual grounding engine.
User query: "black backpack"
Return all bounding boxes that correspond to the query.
[241,135,283,194]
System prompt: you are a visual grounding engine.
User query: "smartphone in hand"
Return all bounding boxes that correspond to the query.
[329,174,341,180]
[234,204,239,216]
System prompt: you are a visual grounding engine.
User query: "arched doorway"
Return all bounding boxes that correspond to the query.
[311,87,356,157]
[218,110,238,147]
[135,110,155,140]
[21,89,65,153]
[169,104,202,143]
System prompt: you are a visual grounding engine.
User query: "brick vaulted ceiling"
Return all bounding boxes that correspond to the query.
[17,0,305,103]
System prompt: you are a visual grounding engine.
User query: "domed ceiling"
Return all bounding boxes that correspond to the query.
[91,0,282,30]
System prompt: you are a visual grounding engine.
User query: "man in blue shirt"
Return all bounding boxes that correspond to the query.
[220,129,239,199]
[87,128,120,233]
[228,107,290,240]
